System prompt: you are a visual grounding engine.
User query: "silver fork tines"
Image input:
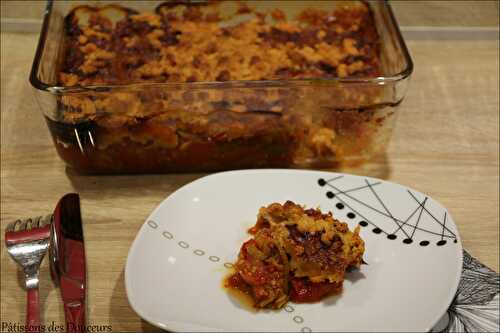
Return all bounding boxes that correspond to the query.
[6,215,52,233]
[5,215,52,289]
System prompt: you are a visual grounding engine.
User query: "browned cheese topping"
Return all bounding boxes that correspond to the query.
[226,201,365,309]
[60,1,380,87]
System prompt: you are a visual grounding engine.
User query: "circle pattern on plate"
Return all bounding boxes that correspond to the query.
[147,220,158,229]
[178,241,189,249]
[194,249,205,256]
[162,231,173,239]
[145,220,314,331]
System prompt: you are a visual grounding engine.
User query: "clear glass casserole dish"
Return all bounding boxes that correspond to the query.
[30,0,413,174]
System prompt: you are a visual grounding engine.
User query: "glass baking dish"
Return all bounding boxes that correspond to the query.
[30,0,413,174]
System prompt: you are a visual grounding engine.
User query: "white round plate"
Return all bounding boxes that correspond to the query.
[125,170,463,332]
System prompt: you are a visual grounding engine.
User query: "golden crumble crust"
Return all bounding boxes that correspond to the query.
[226,201,365,309]
[60,1,380,87]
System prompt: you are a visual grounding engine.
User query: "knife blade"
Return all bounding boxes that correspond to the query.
[51,193,86,333]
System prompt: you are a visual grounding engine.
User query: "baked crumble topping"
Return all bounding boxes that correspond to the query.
[60,1,380,87]
[225,201,365,309]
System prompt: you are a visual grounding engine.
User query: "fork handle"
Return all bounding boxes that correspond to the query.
[26,288,40,333]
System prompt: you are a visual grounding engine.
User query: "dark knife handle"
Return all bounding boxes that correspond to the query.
[26,288,40,333]
[64,301,85,333]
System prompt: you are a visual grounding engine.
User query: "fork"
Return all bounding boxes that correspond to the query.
[5,215,52,333]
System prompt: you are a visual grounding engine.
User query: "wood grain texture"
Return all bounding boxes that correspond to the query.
[2,1,499,27]
[391,1,499,27]
[1,32,499,332]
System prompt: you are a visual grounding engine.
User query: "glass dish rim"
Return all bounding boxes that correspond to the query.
[29,0,414,95]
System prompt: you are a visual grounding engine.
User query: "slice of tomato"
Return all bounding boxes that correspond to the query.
[289,278,342,303]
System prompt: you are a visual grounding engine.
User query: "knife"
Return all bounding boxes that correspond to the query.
[50,193,86,333]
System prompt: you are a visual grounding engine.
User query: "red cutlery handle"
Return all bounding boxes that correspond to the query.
[64,301,85,333]
[26,288,40,333]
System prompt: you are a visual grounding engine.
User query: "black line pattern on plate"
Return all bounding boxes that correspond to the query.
[318,176,498,332]
[318,177,458,245]
[407,190,457,238]
[431,250,500,333]
[365,179,410,240]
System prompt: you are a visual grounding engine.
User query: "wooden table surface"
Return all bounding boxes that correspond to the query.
[1,32,499,332]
